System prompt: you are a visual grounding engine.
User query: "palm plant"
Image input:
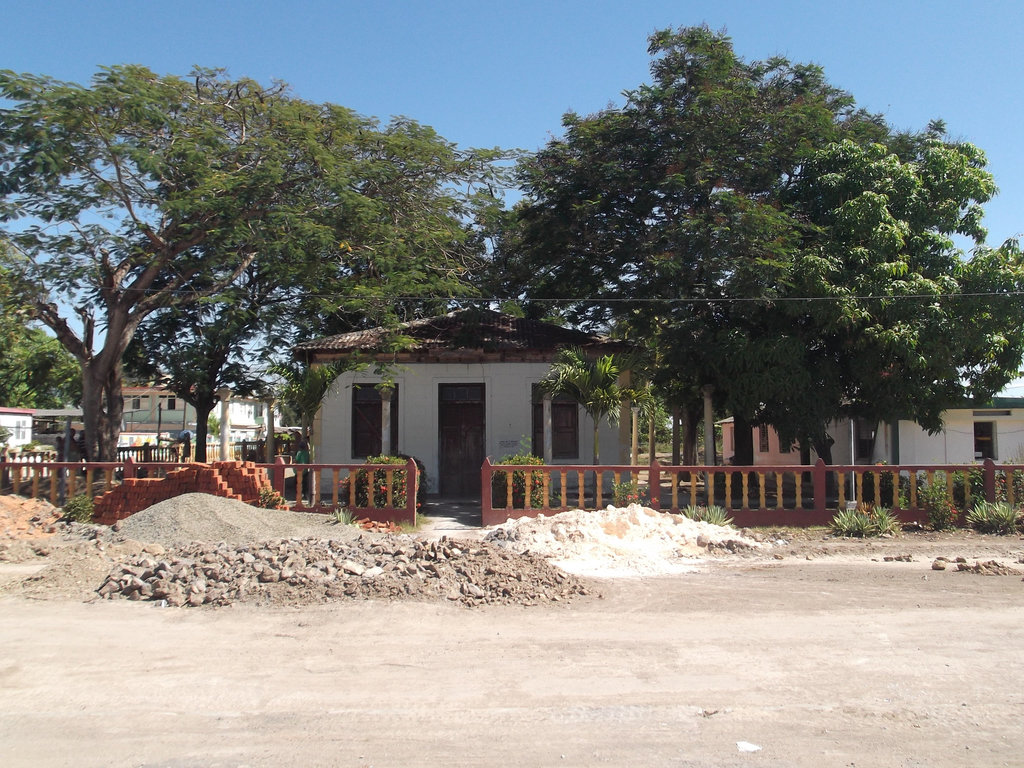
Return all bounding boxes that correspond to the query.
[540,347,630,464]
[271,361,344,457]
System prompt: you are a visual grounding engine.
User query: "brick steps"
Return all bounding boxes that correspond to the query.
[93,461,274,525]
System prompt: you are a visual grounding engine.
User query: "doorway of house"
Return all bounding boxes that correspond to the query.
[438,383,485,498]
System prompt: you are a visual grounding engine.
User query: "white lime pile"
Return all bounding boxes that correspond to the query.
[485,504,763,578]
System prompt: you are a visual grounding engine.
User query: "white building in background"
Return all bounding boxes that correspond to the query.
[0,407,34,451]
[721,394,1024,466]
[121,384,277,444]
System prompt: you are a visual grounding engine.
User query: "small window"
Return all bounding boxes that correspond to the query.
[352,385,399,458]
[131,397,142,411]
[165,397,177,411]
[758,424,769,453]
[531,385,579,459]
[254,403,264,418]
[974,421,996,460]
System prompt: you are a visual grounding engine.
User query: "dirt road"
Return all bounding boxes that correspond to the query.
[2,544,1023,767]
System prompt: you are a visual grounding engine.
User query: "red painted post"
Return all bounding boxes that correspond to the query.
[480,457,493,525]
[649,460,661,510]
[983,458,996,503]
[405,457,417,525]
[813,458,826,517]
[123,457,136,480]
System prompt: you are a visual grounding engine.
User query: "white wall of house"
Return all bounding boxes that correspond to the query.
[316,362,626,487]
[0,408,34,450]
[894,409,1024,464]
[782,408,1024,466]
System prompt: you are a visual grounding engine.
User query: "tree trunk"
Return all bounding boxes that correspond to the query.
[682,403,700,465]
[593,421,600,465]
[81,356,125,461]
[671,405,681,465]
[193,402,214,463]
[732,413,755,466]
[812,434,834,465]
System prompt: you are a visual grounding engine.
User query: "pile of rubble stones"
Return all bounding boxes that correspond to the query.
[97,534,594,608]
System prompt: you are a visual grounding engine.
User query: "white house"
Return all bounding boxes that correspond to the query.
[721,394,1024,466]
[294,310,630,498]
[0,407,34,452]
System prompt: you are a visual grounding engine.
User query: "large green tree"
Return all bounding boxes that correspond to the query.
[0,252,80,408]
[0,66,503,459]
[507,26,1024,463]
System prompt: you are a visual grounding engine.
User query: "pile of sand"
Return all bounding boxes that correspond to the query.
[485,504,764,577]
[116,493,346,547]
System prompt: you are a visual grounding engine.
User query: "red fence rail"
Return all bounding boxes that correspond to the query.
[481,458,1022,527]
[1,457,419,527]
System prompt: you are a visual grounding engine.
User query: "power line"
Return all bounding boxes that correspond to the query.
[77,288,1024,304]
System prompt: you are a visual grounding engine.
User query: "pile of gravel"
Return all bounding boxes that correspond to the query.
[97,534,592,608]
[116,493,344,547]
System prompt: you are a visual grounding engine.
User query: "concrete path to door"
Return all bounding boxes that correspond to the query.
[416,499,487,540]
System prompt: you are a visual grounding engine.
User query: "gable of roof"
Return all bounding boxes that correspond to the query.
[294,309,621,363]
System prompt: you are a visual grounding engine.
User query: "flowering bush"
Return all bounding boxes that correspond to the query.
[917,479,959,531]
[339,455,424,509]
[611,480,648,507]
[492,452,545,509]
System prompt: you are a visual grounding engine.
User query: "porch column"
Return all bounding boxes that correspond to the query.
[631,406,640,465]
[380,387,393,456]
[217,386,231,461]
[264,398,276,464]
[543,393,553,464]
[703,386,715,466]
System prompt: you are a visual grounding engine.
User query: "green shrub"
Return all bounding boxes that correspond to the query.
[611,480,648,507]
[342,455,421,509]
[830,507,872,537]
[966,501,1021,535]
[257,486,286,509]
[682,504,733,527]
[869,506,902,536]
[62,494,94,523]
[917,479,959,531]
[492,452,545,509]
[330,508,357,526]
[830,505,901,537]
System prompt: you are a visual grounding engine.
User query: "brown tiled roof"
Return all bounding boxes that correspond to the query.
[294,309,618,361]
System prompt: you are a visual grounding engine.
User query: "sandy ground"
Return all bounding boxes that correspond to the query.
[1,498,1023,767]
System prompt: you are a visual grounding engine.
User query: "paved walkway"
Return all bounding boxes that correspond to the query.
[416,500,487,539]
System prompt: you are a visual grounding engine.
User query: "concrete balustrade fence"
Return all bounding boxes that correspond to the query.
[481,458,1023,527]
[1,457,419,527]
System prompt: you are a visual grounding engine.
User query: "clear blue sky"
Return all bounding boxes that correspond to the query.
[5,0,1021,247]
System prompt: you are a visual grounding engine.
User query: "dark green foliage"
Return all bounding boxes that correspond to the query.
[0,66,507,460]
[62,494,94,523]
[506,26,1024,458]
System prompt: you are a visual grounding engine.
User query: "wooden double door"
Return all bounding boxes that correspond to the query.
[438,383,485,498]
